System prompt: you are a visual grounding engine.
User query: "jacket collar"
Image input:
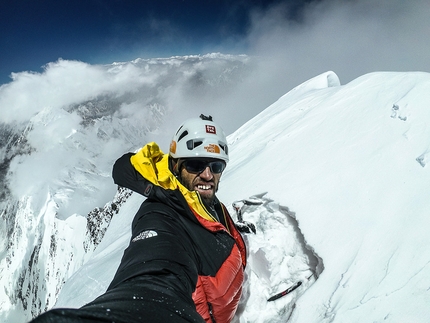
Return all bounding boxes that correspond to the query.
[130,142,218,223]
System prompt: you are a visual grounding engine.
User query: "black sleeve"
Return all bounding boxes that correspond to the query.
[112,153,155,198]
[107,201,199,298]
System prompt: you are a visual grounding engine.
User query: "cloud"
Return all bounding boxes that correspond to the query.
[0,54,258,217]
[0,59,155,123]
[243,0,430,88]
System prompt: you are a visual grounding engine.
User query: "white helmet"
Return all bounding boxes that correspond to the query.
[169,115,229,162]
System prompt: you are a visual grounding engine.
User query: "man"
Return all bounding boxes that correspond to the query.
[30,115,246,323]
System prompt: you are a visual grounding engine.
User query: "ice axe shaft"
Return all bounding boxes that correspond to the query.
[267,281,302,302]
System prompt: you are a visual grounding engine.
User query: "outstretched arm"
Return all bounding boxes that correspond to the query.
[108,201,199,296]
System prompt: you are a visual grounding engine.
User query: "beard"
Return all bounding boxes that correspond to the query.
[200,193,216,208]
[180,175,218,206]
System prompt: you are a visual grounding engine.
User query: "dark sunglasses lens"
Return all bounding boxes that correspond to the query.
[210,162,225,173]
[184,160,206,173]
[184,160,225,174]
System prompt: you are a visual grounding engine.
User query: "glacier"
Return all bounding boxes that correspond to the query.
[1,54,430,322]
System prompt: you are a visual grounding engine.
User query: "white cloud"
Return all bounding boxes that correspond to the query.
[244,0,430,88]
[0,59,153,124]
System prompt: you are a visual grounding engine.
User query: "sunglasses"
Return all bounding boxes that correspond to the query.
[182,159,226,174]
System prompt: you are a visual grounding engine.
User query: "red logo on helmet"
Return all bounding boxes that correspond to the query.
[205,125,216,134]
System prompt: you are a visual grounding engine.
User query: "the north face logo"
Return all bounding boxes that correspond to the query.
[132,230,158,242]
[204,144,220,154]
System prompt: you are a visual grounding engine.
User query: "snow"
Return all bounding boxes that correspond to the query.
[1,63,430,322]
[57,70,430,322]
[222,71,430,322]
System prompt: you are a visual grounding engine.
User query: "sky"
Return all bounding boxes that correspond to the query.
[1,0,430,86]
[2,69,430,322]
[0,0,311,85]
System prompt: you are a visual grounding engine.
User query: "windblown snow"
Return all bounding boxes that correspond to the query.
[1,56,430,323]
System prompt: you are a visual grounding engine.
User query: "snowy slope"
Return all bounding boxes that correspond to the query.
[221,71,430,322]
[56,70,430,322]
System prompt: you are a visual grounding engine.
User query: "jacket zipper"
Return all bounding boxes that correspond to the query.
[208,302,216,323]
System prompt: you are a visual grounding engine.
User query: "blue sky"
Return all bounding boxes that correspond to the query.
[0,0,314,85]
[1,0,429,87]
